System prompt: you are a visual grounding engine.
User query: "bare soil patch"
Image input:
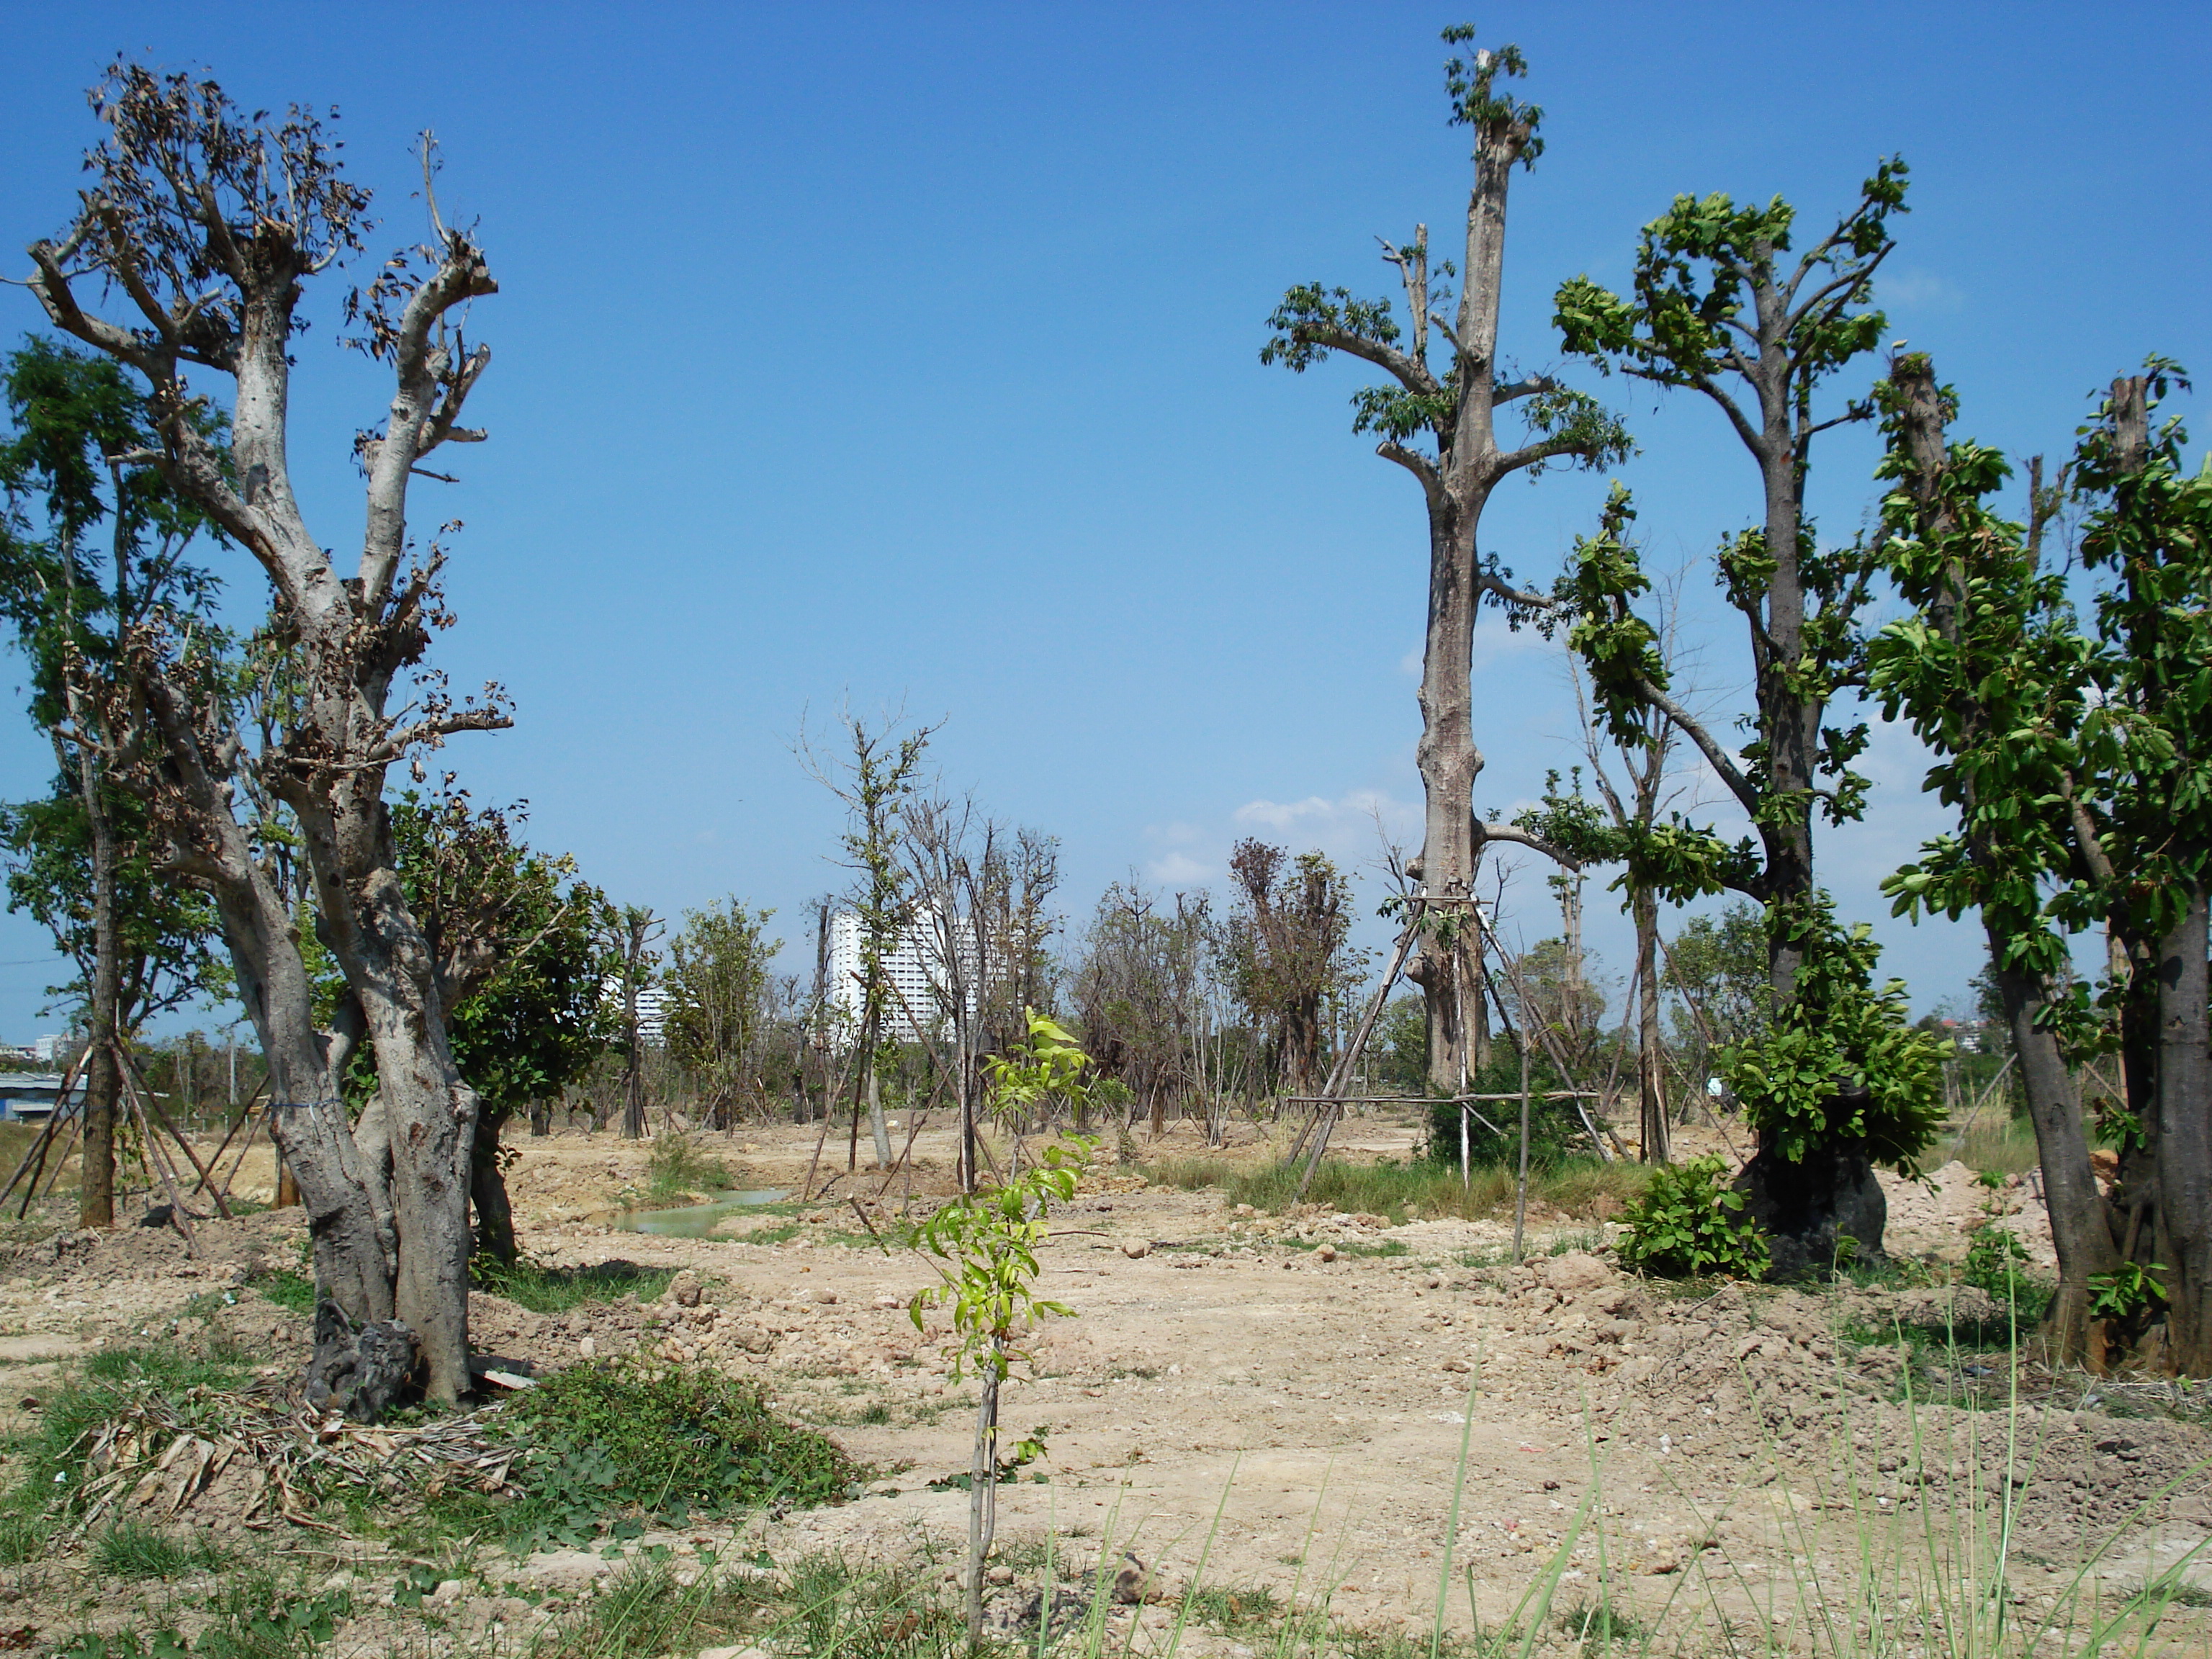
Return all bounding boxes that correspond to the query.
[2,1109,2206,1657]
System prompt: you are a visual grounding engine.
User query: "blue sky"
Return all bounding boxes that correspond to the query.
[0,2,2204,1039]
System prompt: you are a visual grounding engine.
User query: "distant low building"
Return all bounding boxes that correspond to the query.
[0,1073,86,1122]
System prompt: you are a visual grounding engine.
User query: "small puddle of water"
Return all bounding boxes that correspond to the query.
[614,1189,787,1238]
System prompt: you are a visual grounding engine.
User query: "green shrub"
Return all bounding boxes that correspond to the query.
[464,1359,864,1548]
[1617,1155,1768,1280]
[1424,1051,1588,1171]
[2088,1260,2167,1322]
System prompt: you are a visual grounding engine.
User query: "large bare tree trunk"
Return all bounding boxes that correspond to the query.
[1885,358,2123,1354]
[2156,886,2212,1371]
[1269,45,1615,1099]
[1995,952,2118,1359]
[76,745,121,1228]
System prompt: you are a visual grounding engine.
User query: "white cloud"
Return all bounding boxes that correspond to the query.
[1470,621,1558,673]
[1146,850,1211,884]
[1233,788,1416,848]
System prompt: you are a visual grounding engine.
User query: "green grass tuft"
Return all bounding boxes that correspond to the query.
[645,1134,742,1202]
[253,1268,316,1315]
[92,1519,230,1580]
[472,1253,678,1313]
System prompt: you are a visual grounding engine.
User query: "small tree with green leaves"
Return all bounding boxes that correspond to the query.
[0,336,230,1225]
[1547,164,1947,1271]
[909,1009,1092,1646]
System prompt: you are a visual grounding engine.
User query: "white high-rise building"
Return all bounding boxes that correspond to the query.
[826,911,974,1041]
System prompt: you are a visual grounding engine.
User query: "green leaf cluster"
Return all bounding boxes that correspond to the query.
[1552,159,1907,396]
[2087,1260,2168,1323]
[1719,896,1947,1173]
[909,1011,1095,1382]
[385,791,617,1115]
[1961,1223,2031,1298]
[1869,356,2212,1082]
[1616,1155,1769,1280]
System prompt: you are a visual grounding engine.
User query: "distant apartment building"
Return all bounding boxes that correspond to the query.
[826,911,974,1041]
[601,981,669,1046]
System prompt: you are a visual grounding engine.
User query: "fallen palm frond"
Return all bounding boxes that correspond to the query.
[65,1380,518,1532]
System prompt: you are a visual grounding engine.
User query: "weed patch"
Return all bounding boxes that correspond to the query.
[646,1135,741,1202]
[439,1358,864,1550]
[251,1269,315,1316]
[91,1519,230,1580]
[472,1254,678,1313]
[1149,1154,1647,1224]
[55,1571,353,1659]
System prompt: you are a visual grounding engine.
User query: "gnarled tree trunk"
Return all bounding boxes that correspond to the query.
[27,70,504,1404]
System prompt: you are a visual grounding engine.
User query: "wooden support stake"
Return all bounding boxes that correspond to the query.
[125,1084,198,1259]
[118,1048,230,1220]
[0,1046,89,1212]
[32,1115,85,1208]
[0,1112,61,1213]
[1291,912,1421,1199]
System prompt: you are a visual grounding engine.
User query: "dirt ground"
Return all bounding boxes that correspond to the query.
[3,1109,2208,1656]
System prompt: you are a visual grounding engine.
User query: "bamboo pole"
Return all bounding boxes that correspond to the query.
[1287,909,1421,1197]
[189,1073,269,1199]
[0,1112,62,1213]
[32,1115,86,1208]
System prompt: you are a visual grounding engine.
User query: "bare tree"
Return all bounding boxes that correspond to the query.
[1069,879,1211,1133]
[1220,840,1355,1099]
[1559,583,1694,1161]
[1264,27,1627,1094]
[24,66,506,1403]
[906,796,1064,1187]
[804,711,937,1172]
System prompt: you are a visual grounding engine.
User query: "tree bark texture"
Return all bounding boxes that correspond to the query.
[469,1102,518,1268]
[2155,886,2212,1370]
[78,779,120,1228]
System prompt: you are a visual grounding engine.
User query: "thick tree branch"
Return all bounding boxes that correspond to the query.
[361,239,498,609]
[1490,429,1598,482]
[1377,440,1443,497]
[1292,323,1438,395]
[1473,818,1581,869]
[1493,374,1559,405]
